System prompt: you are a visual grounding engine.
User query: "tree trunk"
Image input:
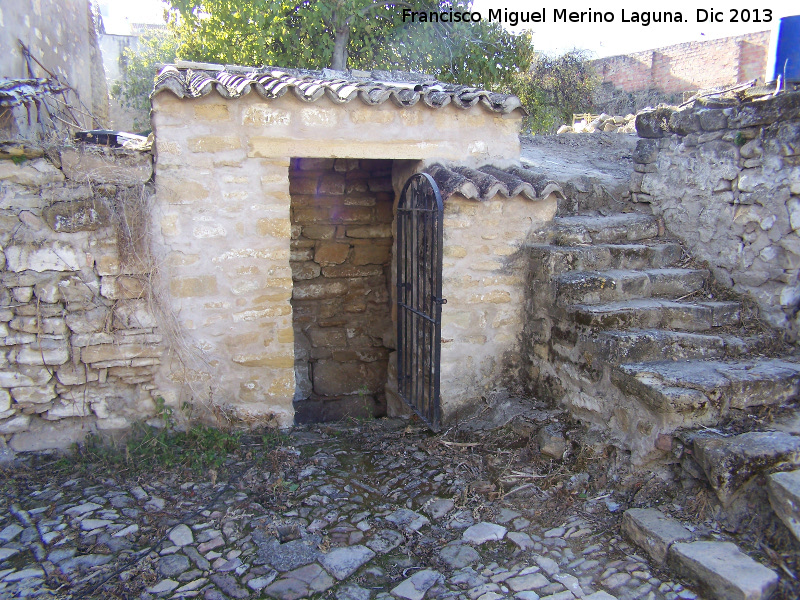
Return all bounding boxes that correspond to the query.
[331,26,350,71]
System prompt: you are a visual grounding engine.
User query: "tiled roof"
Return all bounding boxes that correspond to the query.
[152,63,524,114]
[425,164,564,202]
[0,78,68,108]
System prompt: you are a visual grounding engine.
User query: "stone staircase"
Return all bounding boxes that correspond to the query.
[525,211,800,533]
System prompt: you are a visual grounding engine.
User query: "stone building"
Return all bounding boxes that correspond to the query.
[148,64,562,430]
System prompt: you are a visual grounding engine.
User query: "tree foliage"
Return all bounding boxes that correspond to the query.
[164,0,532,91]
[514,50,598,133]
[112,29,180,130]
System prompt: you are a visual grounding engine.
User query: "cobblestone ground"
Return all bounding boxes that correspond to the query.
[0,420,700,600]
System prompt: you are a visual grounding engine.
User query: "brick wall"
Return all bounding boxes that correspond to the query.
[593,31,771,94]
[289,158,394,422]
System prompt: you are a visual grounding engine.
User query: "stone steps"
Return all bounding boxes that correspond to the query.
[528,241,683,276]
[550,213,660,245]
[589,329,774,364]
[568,299,741,332]
[622,508,779,600]
[687,430,800,506]
[555,268,708,305]
[611,358,800,416]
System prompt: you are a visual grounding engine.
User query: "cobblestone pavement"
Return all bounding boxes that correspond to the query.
[0,420,700,600]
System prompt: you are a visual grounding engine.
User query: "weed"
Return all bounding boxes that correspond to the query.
[67,397,244,474]
[11,155,26,165]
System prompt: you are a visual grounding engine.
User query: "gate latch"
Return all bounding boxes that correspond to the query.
[433,296,447,305]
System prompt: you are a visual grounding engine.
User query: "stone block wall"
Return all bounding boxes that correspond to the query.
[150,90,524,427]
[0,145,160,455]
[631,93,800,335]
[592,31,770,95]
[436,194,558,420]
[289,158,394,422]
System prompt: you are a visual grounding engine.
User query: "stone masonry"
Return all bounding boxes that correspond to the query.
[631,93,800,338]
[0,144,161,454]
[289,158,394,422]
[150,75,525,428]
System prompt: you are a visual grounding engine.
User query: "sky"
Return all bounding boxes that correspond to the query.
[100,0,794,59]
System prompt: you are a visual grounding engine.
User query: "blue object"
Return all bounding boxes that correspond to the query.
[769,15,800,83]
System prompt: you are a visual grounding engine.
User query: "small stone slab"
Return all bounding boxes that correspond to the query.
[767,469,800,542]
[386,508,430,531]
[622,508,694,564]
[0,548,20,562]
[533,555,560,577]
[248,572,278,590]
[366,529,404,554]
[256,536,323,571]
[694,431,800,505]
[507,532,535,550]
[0,524,23,542]
[209,573,249,599]
[391,569,443,600]
[422,498,454,520]
[584,593,619,600]
[146,579,179,594]
[4,568,45,581]
[336,583,373,600]
[158,554,190,577]
[264,563,335,600]
[168,524,194,547]
[506,573,550,592]
[439,543,480,569]
[320,545,375,580]
[80,519,112,531]
[462,522,507,544]
[668,541,778,600]
[65,502,102,516]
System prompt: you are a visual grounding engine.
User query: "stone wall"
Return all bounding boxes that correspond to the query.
[631,93,800,335]
[289,158,394,422]
[0,145,160,456]
[592,31,770,95]
[0,0,108,137]
[431,192,558,421]
[150,91,523,426]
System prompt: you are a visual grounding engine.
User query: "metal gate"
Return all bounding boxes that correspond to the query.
[396,173,445,431]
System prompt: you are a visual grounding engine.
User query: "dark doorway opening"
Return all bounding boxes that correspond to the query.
[289,158,395,423]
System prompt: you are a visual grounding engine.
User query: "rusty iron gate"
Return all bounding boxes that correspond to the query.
[396,173,445,431]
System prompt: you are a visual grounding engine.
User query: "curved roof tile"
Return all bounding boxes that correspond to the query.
[152,63,524,115]
[425,164,565,202]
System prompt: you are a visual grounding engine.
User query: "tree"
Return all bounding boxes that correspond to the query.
[514,50,598,133]
[112,30,180,131]
[165,0,532,92]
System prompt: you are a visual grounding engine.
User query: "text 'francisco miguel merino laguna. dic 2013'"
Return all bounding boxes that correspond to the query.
[401,8,774,27]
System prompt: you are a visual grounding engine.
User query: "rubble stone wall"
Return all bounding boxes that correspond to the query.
[289,158,394,422]
[593,31,770,94]
[0,146,160,454]
[631,93,800,336]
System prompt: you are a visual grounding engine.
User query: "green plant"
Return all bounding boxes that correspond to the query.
[114,30,180,131]
[166,0,531,92]
[11,156,26,165]
[735,131,747,147]
[513,49,599,134]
